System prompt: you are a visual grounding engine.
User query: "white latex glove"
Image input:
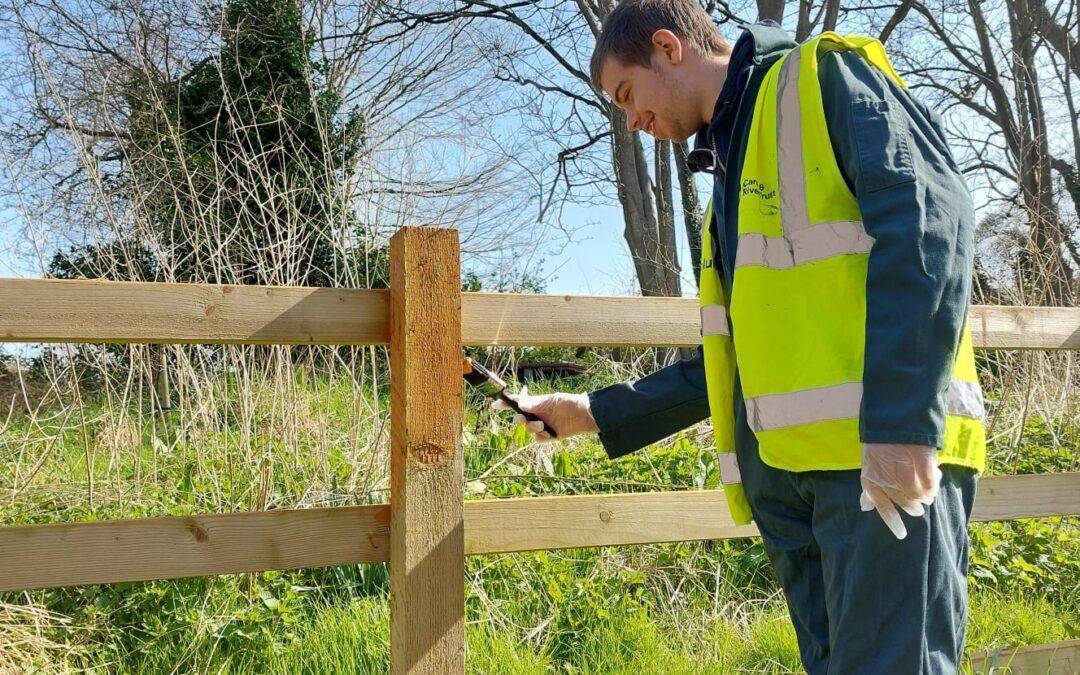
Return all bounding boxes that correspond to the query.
[859,443,942,540]
[491,385,599,443]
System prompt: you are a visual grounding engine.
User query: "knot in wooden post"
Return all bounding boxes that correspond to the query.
[409,442,451,466]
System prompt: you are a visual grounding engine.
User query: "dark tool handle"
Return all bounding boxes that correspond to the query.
[499,392,558,438]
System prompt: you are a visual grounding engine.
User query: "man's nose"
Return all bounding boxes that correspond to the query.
[625,111,642,132]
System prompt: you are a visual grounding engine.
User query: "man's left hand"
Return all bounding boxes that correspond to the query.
[859,443,942,540]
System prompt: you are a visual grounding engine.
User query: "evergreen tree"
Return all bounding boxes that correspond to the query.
[126,0,369,287]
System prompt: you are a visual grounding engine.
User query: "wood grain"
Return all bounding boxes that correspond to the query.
[464,490,755,554]
[0,505,390,591]
[388,227,465,674]
[969,304,1080,350]
[2,279,1075,349]
[0,278,388,345]
[968,638,1079,674]
[0,473,1073,592]
[465,472,1080,554]
[969,472,1080,521]
[461,292,702,347]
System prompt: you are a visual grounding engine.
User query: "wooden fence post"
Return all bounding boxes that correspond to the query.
[389,227,465,674]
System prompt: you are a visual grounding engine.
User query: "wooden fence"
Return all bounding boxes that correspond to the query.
[1,226,1078,673]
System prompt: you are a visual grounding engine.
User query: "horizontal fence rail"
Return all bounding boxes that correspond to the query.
[0,472,1075,592]
[0,279,390,345]
[969,638,1080,674]
[2,278,1078,349]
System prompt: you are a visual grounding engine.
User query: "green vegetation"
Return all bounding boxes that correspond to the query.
[0,362,1075,672]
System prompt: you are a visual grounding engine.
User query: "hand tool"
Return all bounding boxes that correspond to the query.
[462,357,558,438]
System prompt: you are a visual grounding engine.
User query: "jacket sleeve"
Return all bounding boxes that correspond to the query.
[818,51,977,448]
[586,346,710,459]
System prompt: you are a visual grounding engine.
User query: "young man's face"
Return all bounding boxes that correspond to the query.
[598,34,701,142]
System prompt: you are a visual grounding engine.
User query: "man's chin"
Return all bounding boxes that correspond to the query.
[642,122,692,143]
[672,125,697,143]
[654,126,694,143]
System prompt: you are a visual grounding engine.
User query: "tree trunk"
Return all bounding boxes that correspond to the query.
[674,140,703,285]
[1005,0,1074,304]
[654,139,693,363]
[1051,158,1080,218]
[654,139,680,291]
[822,0,841,32]
[796,0,813,41]
[963,0,1073,305]
[757,0,787,23]
[610,107,683,298]
[1027,0,1079,78]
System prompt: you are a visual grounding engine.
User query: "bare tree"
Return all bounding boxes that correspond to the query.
[866,0,1078,304]
[0,0,541,280]
[398,0,695,298]
[1026,0,1078,79]
[743,0,1079,305]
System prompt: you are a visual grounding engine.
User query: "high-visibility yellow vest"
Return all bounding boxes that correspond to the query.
[699,200,753,525]
[700,33,986,525]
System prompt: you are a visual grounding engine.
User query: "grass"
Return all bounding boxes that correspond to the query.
[26,589,1064,673]
[262,599,390,675]
[0,355,1076,672]
[966,591,1076,651]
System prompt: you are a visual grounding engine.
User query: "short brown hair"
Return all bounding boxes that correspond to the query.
[590,0,730,92]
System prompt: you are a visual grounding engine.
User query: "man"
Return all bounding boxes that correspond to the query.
[494,1,986,673]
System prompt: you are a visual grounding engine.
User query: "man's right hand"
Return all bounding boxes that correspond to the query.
[491,386,599,442]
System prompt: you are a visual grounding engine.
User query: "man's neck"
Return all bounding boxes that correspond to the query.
[698,54,731,127]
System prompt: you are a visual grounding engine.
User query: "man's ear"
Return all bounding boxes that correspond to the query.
[651,29,684,66]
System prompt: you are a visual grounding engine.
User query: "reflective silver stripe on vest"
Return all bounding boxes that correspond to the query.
[948,379,986,420]
[700,304,730,336]
[745,382,862,432]
[735,46,874,270]
[745,379,986,432]
[735,221,874,269]
[719,452,741,485]
[776,47,811,234]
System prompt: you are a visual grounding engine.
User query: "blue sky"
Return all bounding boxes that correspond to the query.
[0,207,28,277]
[536,196,700,297]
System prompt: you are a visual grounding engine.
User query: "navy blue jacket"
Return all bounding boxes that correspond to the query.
[587,23,977,459]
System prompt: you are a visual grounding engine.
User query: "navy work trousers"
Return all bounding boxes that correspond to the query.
[737,439,978,674]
